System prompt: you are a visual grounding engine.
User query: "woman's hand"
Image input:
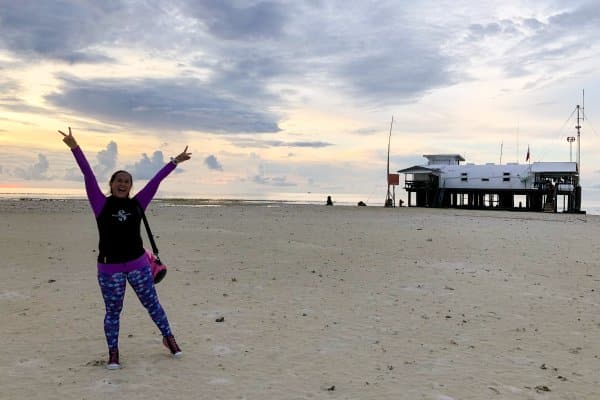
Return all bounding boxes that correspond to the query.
[58,127,78,149]
[172,146,192,165]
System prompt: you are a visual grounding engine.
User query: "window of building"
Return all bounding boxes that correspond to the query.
[482,178,489,182]
[503,172,510,182]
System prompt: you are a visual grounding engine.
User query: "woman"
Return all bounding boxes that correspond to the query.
[59,127,191,370]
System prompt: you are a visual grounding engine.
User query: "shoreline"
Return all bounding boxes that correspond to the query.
[2,196,598,216]
[0,195,369,207]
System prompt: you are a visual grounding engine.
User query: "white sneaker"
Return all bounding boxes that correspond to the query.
[106,350,120,370]
[163,336,183,358]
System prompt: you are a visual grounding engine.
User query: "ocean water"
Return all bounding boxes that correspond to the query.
[583,205,600,216]
[2,187,600,215]
[0,188,383,207]
[0,187,85,199]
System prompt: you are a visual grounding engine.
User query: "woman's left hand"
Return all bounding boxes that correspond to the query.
[173,146,192,164]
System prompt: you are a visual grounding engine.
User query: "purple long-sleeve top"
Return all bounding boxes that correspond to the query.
[71,146,176,273]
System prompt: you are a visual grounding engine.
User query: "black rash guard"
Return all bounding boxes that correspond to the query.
[96,197,145,264]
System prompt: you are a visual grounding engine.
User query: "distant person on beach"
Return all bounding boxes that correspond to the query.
[59,127,191,370]
[326,196,333,206]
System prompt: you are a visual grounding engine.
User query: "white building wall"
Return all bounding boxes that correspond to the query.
[433,163,533,190]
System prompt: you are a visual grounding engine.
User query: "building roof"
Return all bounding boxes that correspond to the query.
[423,154,465,161]
[397,166,441,174]
[530,162,577,173]
[400,161,577,175]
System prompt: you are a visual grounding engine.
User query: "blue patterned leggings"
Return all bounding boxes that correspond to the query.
[98,266,172,351]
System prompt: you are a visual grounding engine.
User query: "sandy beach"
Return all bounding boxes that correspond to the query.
[1,198,599,399]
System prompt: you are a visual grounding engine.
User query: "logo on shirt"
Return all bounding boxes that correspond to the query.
[112,209,131,222]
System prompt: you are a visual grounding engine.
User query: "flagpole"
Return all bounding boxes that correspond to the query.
[385,116,394,207]
[516,122,520,164]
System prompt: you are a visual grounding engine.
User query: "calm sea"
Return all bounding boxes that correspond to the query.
[0,188,382,207]
[2,187,600,215]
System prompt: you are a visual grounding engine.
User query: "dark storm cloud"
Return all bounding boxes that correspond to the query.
[204,154,223,171]
[286,141,332,148]
[339,50,455,102]
[2,0,464,126]
[181,0,288,40]
[301,3,461,104]
[522,18,544,31]
[8,0,596,135]
[547,2,600,27]
[0,0,122,63]
[188,1,459,105]
[227,137,333,149]
[501,2,600,79]
[526,3,600,45]
[197,51,294,101]
[468,22,502,39]
[46,76,280,134]
[467,19,525,39]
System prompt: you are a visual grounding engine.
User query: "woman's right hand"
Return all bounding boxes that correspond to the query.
[58,127,78,149]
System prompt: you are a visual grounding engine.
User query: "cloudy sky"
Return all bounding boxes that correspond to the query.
[1,0,600,205]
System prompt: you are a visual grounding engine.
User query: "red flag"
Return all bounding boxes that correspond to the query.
[525,146,530,162]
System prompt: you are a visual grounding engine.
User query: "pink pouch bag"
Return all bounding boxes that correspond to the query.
[146,250,167,284]
[138,202,167,285]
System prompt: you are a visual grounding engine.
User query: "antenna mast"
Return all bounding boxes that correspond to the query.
[387,116,393,178]
[576,90,584,180]
[571,90,585,212]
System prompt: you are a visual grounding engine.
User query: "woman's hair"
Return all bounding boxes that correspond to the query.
[109,170,133,196]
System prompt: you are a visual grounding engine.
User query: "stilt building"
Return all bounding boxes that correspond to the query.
[398,155,583,213]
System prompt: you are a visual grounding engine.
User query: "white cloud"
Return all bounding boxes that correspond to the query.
[94,140,118,177]
[204,155,223,171]
[125,151,167,180]
[14,153,50,180]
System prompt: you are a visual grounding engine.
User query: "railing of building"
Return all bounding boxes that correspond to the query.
[404,180,435,190]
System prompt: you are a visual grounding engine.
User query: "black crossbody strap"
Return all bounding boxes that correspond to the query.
[138,202,159,256]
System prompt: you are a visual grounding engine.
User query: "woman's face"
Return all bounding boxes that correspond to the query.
[110,172,132,198]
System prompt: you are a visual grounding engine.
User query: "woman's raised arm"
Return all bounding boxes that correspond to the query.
[135,146,192,209]
[58,127,105,216]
